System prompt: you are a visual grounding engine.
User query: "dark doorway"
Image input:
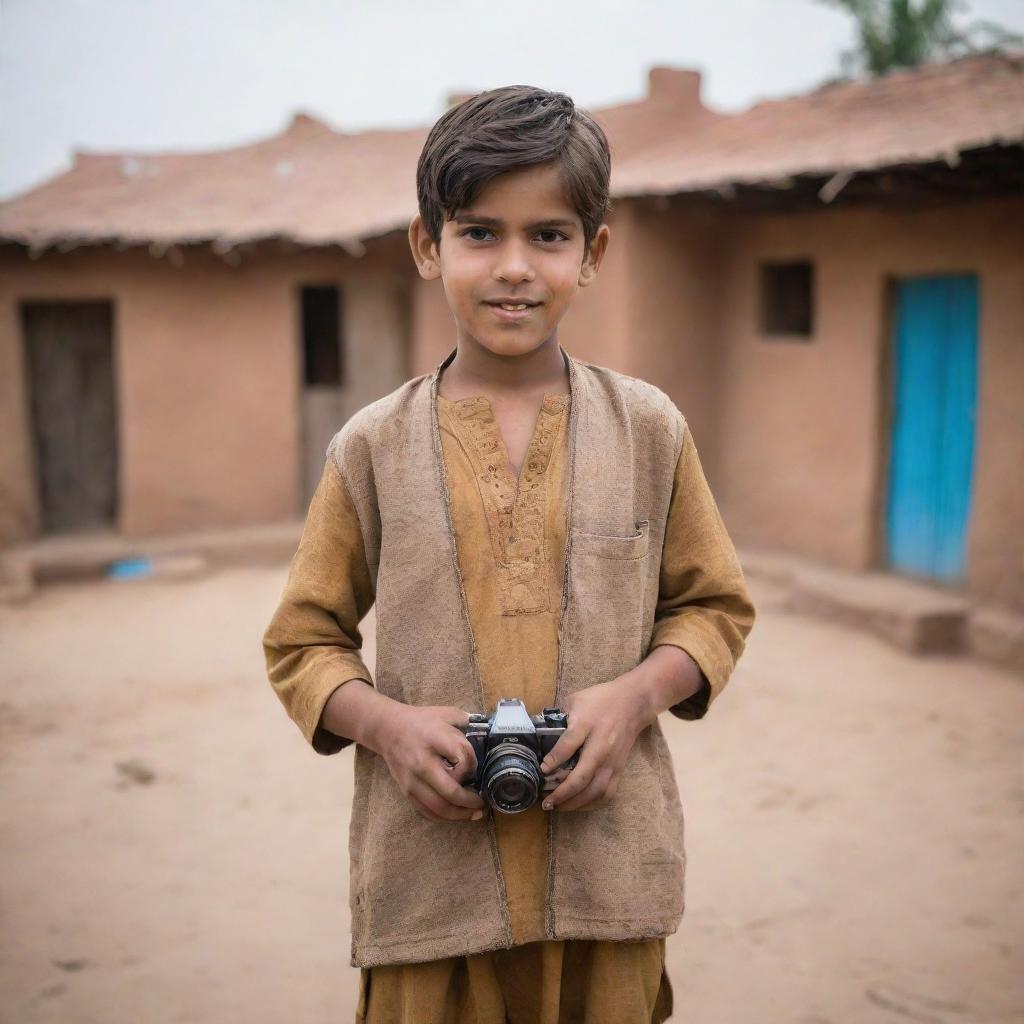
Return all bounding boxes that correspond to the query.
[302,285,343,387]
[299,284,345,506]
[21,301,119,534]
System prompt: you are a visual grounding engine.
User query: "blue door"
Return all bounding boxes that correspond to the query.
[886,275,978,584]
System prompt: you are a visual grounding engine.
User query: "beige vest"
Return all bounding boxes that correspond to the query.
[328,346,689,968]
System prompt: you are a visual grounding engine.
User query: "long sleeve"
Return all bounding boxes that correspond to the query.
[262,456,376,754]
[648,425,756,721]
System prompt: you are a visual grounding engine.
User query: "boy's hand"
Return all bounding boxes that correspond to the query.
[374,704,486,824]
[538,677,646,813]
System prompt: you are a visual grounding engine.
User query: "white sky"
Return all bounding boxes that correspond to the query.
[2,0,1022,200]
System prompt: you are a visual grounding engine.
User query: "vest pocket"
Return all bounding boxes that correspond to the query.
[571,520,650,560]
[567,521,651,674]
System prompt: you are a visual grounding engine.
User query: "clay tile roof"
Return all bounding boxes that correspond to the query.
[612,51,1024,197]
[0,111,430,252]
[1,53,1021,251]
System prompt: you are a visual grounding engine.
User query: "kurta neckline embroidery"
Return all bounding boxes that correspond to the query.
[437,393,570,617]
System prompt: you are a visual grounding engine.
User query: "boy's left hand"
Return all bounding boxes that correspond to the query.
[538,675,647,813]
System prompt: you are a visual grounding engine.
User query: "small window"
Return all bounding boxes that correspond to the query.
[301,285,343,385]
[760,261,814,338]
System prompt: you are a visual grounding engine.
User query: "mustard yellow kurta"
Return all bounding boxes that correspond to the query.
[356,391,673,1022]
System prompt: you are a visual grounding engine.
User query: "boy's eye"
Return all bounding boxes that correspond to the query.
[461,227,568,243]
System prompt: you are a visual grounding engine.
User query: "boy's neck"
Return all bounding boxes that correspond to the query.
[440,336,569,400]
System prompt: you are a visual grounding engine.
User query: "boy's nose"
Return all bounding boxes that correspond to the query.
[492,243,535,284]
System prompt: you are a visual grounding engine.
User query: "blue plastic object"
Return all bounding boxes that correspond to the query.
[107,557,154,580]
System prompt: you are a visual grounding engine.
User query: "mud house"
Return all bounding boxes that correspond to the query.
[1,55,1021,617]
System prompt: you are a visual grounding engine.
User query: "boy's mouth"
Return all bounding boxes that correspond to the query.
[486,301,539,322]
[485,299,541,310]
[484,298,542,321]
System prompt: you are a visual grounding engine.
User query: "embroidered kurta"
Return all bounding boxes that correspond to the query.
[438,391,572,947]
[263,346,756,974]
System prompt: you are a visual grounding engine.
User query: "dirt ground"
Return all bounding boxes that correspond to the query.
[1,564,1022,1024]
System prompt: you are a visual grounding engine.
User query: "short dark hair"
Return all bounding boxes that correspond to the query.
[416,85,611,253]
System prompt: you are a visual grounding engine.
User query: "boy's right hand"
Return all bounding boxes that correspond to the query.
[374,704,486,824]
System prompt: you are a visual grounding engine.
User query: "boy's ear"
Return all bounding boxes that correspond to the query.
[578,223,610,288]
[408,214,441,281]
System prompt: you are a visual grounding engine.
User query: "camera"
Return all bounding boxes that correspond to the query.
[455,698,579,814]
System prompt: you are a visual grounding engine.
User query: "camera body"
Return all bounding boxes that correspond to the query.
[456,698,579,814]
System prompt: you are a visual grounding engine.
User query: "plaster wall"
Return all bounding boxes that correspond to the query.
[712,196,1023,610]
[0,240,411,544]
[591,201,728,469]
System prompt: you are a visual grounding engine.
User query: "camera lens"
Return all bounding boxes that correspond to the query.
[482,743,542,814]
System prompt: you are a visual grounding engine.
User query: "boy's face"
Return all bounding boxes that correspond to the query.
[409,161,608,360]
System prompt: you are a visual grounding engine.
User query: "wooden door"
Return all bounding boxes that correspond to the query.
[886,275,978,584]
[21,301,119,533]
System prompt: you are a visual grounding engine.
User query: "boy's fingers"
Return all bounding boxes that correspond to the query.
[557,765,615,812]
[543,743,599,809]
[540,725,585,775]
[436,736,478,780]
[406,781,447,822]
[442,707,472,730]
[428,763,485,810]
[440,757,474,788]
[454,737,479,774]
[408,778,477,821]
[433,709,479,770]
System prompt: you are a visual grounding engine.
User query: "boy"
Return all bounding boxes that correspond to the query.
[263,86,755,1023]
